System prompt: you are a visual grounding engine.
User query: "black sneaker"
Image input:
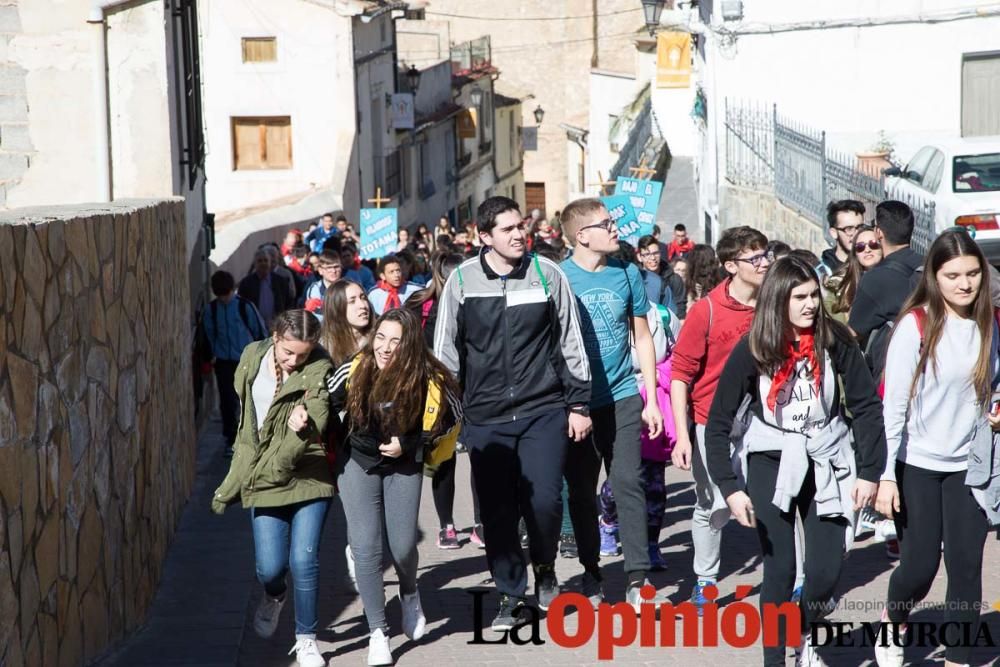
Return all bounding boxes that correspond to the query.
[559,533,578,559]
[581,569,604,608]
[491,594,526,632]
[533,563,560,611]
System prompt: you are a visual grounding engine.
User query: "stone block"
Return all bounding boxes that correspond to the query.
[116,369,136,433]
[19,292,42,360]
[0,550,16,659]
[0,223,13,305]
[0,93,27,122]
[85,346,111,394]
[77,507,101,589]
[24,625,40,667]
[66,399,88,470]
[0,121,31,152]
[57,584,80,667]
[7,352,38,440]
[63,221,88,275]
[0,151,28,180]
[96,215,113,263]
[81,580,107,663]
[0,379,14,447]
[89,288,106,344]
[55,348,85,405]
[0,5,21,31]
[46,220,65,268]
[20,446,38,544]
[36,513,58,599]
[43,277,59,331]
[39,612,58,667]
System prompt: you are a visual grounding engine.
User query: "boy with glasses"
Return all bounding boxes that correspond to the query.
[821,200,866,274]
[670,225,770,613]
[638,234,685,317]
[303,250,343,318]
[560,199,666,611]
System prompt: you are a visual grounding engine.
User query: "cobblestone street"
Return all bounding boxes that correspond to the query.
[101,417,1000,667]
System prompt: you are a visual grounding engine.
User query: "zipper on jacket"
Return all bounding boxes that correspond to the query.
[501,278,515,419]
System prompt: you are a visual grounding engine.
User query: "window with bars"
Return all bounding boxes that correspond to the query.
[242,37,277,63]
[231,117,292,170]
[383,150,402,198]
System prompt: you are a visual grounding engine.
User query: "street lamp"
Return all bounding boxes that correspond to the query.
[641,0,665,37]
[406,64,421,93]
[533,104,545,125]
[469,86,483,106]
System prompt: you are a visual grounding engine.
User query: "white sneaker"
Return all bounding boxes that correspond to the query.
[346,545,358,592]
[400,591,426,640]
[367,628,393,666]
[252,593,285,639]
[873,519,896,543]
[795,634,828,666]
[873,622,905,667]
[288,636,325,667]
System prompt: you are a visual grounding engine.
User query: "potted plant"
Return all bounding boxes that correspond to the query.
[856,131,895,177]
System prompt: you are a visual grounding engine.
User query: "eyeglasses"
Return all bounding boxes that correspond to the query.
[835,224,862,236]
[579,218,615,233]
[638,250,660,259]
[735,251,774,268]
[853,240,881,253]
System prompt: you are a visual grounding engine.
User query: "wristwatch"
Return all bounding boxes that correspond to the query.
[569,404,590,418]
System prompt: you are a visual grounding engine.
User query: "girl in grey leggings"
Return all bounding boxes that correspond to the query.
[328,308,461,666]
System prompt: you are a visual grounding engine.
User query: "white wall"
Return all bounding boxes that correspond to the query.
[200,0,356,213]
[705,1,1000,160]
[587,70,642,196]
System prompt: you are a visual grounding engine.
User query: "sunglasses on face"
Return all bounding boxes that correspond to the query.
[854,240,881,253]
[580,218,615,233]
[735,251,774,268]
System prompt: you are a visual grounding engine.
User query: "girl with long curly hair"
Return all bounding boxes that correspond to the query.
[327,308,461,665]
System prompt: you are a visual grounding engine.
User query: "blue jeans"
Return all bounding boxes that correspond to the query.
[251,498,330,636]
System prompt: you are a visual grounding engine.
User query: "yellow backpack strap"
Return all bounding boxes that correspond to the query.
[346,356,362,389]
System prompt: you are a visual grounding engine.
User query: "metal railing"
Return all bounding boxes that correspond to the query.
[724,99,937,254]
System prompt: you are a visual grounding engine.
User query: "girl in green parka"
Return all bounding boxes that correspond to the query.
[211,309,332,667]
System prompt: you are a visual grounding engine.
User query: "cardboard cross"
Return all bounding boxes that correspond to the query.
[367,187,391,209]
[629,158,657,180]
[587,171,616,195]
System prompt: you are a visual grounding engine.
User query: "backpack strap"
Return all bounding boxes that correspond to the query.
[911,306,927,344]
[454,264,465,299]
[532,255,550,297]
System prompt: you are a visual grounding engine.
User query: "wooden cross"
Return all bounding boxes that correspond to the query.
[367,186,391,209]
[587,170,616,195]
[629,158,657,180]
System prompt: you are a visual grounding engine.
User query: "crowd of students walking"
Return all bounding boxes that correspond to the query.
[196,195,1000,667]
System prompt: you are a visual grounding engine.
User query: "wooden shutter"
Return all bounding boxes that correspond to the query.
[232,117,292,170]
[525,182,546,216]
[962,53,1000,137]
[242,37,277,63]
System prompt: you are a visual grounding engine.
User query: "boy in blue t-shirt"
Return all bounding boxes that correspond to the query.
[560,198,665,610]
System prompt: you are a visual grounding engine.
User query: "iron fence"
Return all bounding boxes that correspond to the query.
[724,99,936,254]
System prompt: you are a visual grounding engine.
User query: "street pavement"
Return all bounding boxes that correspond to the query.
[100,415,1000,666]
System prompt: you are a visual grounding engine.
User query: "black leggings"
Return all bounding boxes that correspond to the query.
[746,453,848,667]
[886,462,989,664]
[431,454,481,528]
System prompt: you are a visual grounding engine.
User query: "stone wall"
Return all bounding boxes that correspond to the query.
[719,184,830,256]
[0,199,196,666]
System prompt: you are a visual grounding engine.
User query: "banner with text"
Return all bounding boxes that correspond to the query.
[614,177,663,243]
[359,208,399,260]
[600,194,642,247]
[656,32,692,88]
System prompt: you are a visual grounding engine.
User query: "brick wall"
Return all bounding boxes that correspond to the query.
[0,199,196,666]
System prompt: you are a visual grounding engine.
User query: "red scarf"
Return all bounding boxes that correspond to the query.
[377,280,402,310]
[766,331,821,413]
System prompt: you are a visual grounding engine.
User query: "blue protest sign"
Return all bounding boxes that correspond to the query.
[359,208,399,260]
[600,194,643,247]
[614,176,663,241]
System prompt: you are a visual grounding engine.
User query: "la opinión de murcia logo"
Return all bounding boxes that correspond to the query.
[468,587,998,660]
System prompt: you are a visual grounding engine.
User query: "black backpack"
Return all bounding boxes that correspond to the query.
[862,263,922,379]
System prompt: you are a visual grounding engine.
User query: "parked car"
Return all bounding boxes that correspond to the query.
[885,136,1000,261]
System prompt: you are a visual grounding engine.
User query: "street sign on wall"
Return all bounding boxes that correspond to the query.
[522,126,538,151]
[391,93,414,130]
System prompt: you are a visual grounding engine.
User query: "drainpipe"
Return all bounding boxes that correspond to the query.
[87,1,134,202]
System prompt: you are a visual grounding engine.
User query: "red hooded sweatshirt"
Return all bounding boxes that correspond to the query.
[670,278,755,425]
